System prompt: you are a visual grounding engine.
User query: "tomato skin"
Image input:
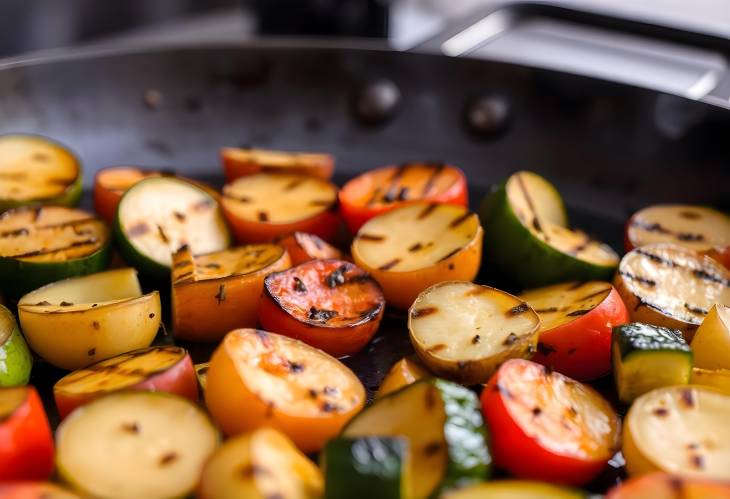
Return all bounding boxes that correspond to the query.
[531,287,629,380]
[0,387,54,481]
[223,205,339,244]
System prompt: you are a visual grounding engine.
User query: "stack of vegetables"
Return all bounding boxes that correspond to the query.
[0,136,728,499]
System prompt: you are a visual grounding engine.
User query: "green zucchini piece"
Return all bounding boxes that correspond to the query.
[342,378,490,498]
[114,177,231,280]
[0,206,111,298]
[479,171,618,288]
[323,436,408,499]
[0,134,82,212]
[0,304,32,386]
[612,322,692,404]
[440,480,586,499]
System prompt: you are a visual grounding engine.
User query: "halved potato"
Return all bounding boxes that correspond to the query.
[352,202,483,309]
[221,147,334,181]
[690,304,730,370]
[18,268,161,370]
[409,281,540,384]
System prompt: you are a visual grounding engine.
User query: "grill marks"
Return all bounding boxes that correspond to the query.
[515,172,541,234]
[358,233,385,242]
[449,212,474,228]
[412,306,437,319]
[631,218,706,243]
[417,203,438,220]
[378,258,401,271]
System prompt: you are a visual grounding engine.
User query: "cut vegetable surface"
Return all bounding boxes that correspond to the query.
[614,243,730,341]
[376,356,430,398]
[343,378,491,498]
[352,202,483,309]
[0,482,81,499]
[54,345,198,419]
[18,268,161,370]
[440,481,586,499]
[115,176,231,278]
[0,206,111,298]
[339,163,468,233]
[623,385,730,480]
[222,172,339,243]
[612,322,691,404]
[205,329,366,453]
[195,362,209,390]
[93,166,159,223]
[606,472,730,499]
[409,281,540,384]
[172,244,291,341]
[199,427,323,499]
[690,304,730,370]
[0,134,82,212]
[221,146,334,181]
[521,281,628,380]
[0,304,32,387]
[691,367,730,394]
[276,231,344,265]
[259,259,385,357]
[481,359,619,486]
[0,386,54,481]
[480,171,619,288]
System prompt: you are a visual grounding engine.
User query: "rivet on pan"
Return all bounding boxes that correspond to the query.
[352,79,401,125]
[464,95,510,138]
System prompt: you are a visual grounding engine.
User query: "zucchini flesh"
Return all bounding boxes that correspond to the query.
[0,305,32,387]
[520,281,611,331]
[173,244,285,284]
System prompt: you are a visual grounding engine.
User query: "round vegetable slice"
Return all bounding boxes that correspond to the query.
[222,172,339,244]
[441,481,586,499]
[376,356,429,398]
[18,268,161,370]
[352,202,483,309]
[172,244,291,342]
[0,482,81,499]
[0,206,111,298]
[481,359,620,486]
[259,259,385,357]
[690,304,730,370]
[115,177,231,279]
[0,386,54,481]
[205,329,365,453]
[520,281,629,380]
[480,171,618,288]
[623,385,730,480]
[276,231,344,265]
[409,281,540,384]
[54,345,198,419]
[339,163,468,233]
[606,472,730,499]
[614,243,730,341]
[0,134,82,212]
[221,146,334,181]
[93,166,159,223]
[56,391,219,499]
[199,427,323,499]
[0,304,32,387]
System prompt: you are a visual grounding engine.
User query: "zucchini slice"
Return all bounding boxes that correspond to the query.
[0,206,111,297]
[376,356,430,399]
[323,437,408,499]
[623,385,730,480]
[440,481,585,499]
[342,378,491,498]
[0,304,32,387]
[614,243,730,341]
[56,391,219,499]
[115,177,231,278]
[612,323,692,404]
[0,134,82,211]
[409,281,540,384]
[690,304,730,370]
[480,171,618,288]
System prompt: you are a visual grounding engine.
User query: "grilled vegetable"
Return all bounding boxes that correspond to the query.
[0,386,54,481]
[93,166,159,223]
[441,481,585,499]
[481,359,620,486]
[625,204,730,268]
[623,385,730,480]
[259,259,385,357]
[0,304,32,387]
[56,391,219,499]
[195,362,209,390]
[352,202,483,309]
[0,483,81,498]
[18,268,161,370]
[172,244,291,342]
[612,323,691,404]
[376,356,429,398]
[606,472,730,499]
[343,378,491,498]
[690,304,730,369]
[222,172,339,244]
[199,427,323,499]
[0,134,82,212]
[205,329,365,453]
[0,206,111,298]
[115,176,231,279]
[221,146,334,181]
[339,163,468,233]
[614,243,730,341]
[691,367,730,394]
[480,171,619,288]
[276,231,344,265]
[54,345,198,419]
[409,281,540,384]
[521,281,628,380]
[323,437,408,499]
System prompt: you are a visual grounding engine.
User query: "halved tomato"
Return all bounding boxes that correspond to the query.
[276,232,344,265]
[0,482,80,498]
[221,147,334,181]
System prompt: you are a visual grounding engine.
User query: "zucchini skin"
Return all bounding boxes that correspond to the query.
[613,322,690,360]
[0,323,32,387]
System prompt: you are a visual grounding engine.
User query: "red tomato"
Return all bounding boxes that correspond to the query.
[0,482,80,498]
[0,387,54,481]
[481,359,620,486]
[276,232,345,265]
